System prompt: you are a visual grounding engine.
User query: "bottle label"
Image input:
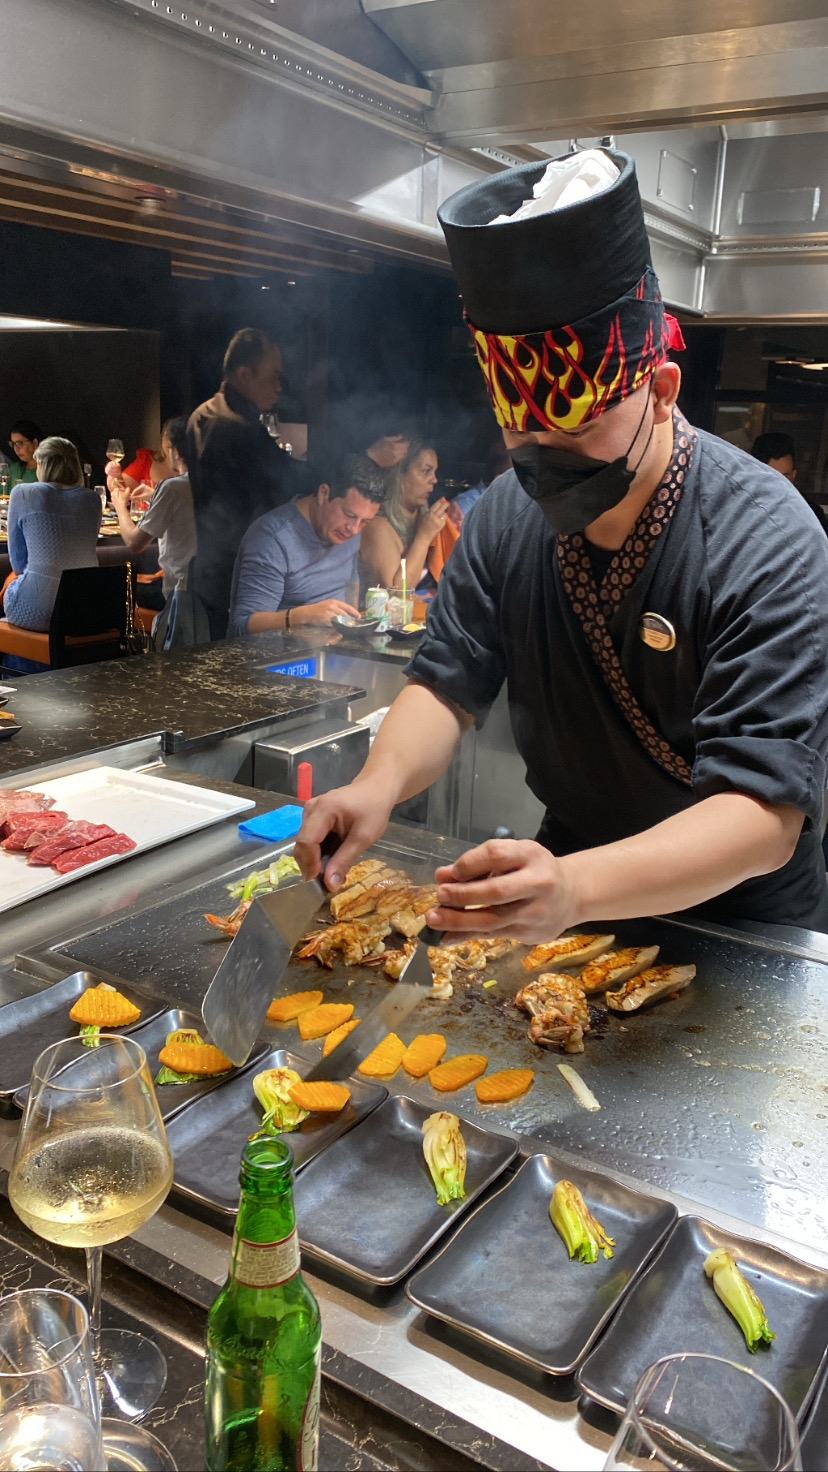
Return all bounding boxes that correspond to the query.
[298,1353,321,1472]
[233,1228,300,1288]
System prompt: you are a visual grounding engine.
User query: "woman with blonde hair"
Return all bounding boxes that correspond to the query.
[3,436,101,631]
[359,440,450,592]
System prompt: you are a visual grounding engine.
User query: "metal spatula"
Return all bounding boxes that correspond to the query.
[202,834,341,1066]
[303,925,443,1082]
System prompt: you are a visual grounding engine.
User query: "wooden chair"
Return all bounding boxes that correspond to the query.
[0,565,128,670]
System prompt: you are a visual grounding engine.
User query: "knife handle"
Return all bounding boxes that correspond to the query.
[320,831,342,861]
[419,924,444,947]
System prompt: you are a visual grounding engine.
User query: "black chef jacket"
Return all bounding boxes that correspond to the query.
[407,429,828,931]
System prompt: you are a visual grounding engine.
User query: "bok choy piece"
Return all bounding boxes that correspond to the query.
[550,1179,615,1263]
[422,1111,467,1205]
[252,1067,309,1135]
[704,1248,775,1351]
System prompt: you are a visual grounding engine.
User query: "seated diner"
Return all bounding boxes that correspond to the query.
[229,453,385,635]
[7,420,43,491]
[358,440,452,592]
[109,416,195,609]
[3,436,101,631]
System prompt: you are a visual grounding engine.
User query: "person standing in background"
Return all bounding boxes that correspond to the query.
[187,328,312,639]
[7,421,43,490]
[364,427,411,470]
[752,431,828,534]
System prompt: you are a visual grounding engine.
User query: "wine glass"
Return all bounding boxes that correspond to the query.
[0,1288,102,1470]
[604,1353,801,1471]
[106,439,125,464]
[9,1036,174,1425]
[260,412,281,442]
[0,465,9,492]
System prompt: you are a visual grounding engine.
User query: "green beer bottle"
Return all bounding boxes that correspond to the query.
[205,1137,322,1471]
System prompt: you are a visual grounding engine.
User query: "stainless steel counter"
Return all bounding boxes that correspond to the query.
[2,769,828,1468]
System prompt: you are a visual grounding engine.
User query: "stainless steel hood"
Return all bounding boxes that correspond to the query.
[0,0,825,317]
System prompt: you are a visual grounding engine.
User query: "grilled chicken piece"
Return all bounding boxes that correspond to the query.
[380,941,455,997]
[516,973,590,1053]
[578,945,660,996]
[605,964,696,1012]
[297,917,392,967]
[522,934,616,972]
[342,859,388,887]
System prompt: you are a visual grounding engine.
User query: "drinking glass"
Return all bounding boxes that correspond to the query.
[387,589,413,626]
[260,412,281,442]
[106,439,125,464]
[0,466,9,492]
[82,463,92,488]
[94,486,108,517]
[9,1036,174,1422]
[0,1288,102,1471]
[604,1353,801,1471]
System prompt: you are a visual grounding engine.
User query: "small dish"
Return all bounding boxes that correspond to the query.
[331,615,381,636]
[387,623,426,641]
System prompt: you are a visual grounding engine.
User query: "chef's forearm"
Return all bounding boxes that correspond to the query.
[562,793,804,924]
[356,680,473,805]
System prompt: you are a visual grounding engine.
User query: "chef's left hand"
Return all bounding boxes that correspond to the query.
[427,838,575,942]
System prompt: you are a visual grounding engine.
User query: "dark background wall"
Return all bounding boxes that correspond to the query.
[0,329,159,480]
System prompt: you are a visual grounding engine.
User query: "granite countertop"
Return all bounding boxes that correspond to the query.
[0,636,364,778]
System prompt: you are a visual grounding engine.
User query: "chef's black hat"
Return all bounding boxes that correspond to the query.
[438,149,684,432]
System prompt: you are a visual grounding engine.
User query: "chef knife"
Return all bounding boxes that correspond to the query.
[202,833,341,1066]
[303,925,443,1083]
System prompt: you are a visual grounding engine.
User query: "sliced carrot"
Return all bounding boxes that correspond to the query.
[322,1018,360,1056]
[289,1081,351,1113]
[429,1053,488,1092]
[402,1033,447,1078]
[267,989,324,1023]
[357,1032,406,1078]
[475,1068,534,1103]
[298,1003,354,1041]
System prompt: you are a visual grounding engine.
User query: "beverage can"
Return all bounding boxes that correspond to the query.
[365,587,389,629]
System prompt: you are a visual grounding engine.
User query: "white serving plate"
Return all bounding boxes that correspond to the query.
[0,767,255,914]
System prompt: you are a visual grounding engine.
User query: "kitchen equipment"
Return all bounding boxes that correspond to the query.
[253,718,369,799]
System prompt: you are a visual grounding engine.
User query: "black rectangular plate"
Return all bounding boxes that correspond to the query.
[293,1094,518,1286]
[577,1215,828,1421]
[130,1008,268,1122]
[166,1047,388,1219]
[0,972,164,1101]
[406,1152,677,1375]
[801,1364,828,1468]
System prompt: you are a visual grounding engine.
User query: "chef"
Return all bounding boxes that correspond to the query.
[295,148,828,939]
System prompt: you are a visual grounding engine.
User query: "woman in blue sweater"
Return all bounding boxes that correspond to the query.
[4,437,101,631]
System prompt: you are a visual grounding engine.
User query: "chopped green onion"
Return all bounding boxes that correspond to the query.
[482,979,497,989]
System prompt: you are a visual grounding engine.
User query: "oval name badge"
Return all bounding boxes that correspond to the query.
[639,612,676,652]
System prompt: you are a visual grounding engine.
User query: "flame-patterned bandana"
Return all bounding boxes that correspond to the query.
[468,267,685,432]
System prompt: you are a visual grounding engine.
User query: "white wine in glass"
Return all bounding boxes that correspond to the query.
[9,1036,174,1428]
[106,438,125,464]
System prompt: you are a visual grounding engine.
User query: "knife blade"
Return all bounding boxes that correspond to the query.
[202,832,340,1066]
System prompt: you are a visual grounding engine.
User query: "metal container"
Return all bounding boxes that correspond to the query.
[365,586,389,629]
[253,718,369,798]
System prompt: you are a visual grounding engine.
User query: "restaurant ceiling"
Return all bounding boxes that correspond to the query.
[0,0,825,317]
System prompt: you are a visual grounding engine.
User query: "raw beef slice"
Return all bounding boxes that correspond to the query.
[52,832,136,873]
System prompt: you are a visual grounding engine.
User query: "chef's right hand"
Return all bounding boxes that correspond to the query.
[294,778,395,890]
[292,600,359,627]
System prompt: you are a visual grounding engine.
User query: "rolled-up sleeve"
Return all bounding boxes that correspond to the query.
[406,493,507,724]
[691,469,828,831]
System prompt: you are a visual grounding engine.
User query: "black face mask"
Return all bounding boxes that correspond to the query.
[509,393,655,535]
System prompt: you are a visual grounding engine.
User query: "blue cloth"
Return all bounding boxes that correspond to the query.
[229,498,359,637]
[4,482,101,631]
[238,805,303,840]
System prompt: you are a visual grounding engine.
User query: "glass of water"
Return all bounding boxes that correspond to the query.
[0,1287,102,1471]
[604,1353,801,1471]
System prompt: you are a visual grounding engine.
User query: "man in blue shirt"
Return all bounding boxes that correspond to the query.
[229,453,385,636]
